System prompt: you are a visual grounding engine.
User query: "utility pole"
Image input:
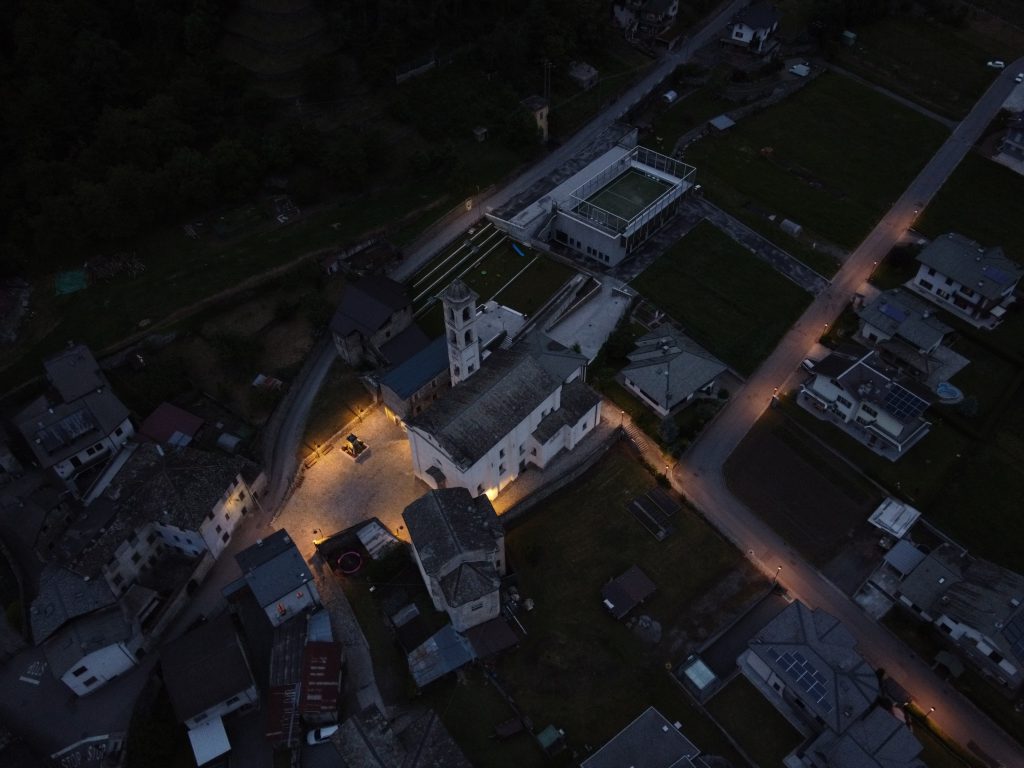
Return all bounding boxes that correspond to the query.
[543,59,552,102]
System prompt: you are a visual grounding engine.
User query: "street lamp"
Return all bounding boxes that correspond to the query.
[926,707,935,717]
[774,566,782,584]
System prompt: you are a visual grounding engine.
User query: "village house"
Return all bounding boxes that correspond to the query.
[619,328,726,417]
[613,0,680,39]
[405,280,602,498]
[895,543,1024,691]
[14,344,133,494]
[741,601,925,767]
[329,275,414,366]
[724,1,781,55]
[800,346,933,458]
[161,614,259,766]
[908,233,1023,328]
[378,336,450,423]
[403,488,505,632]
[235,529,321,627]
[581,707,700,768]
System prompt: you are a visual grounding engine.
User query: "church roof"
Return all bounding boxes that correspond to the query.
[439,561,500,607]
[402,489,501,578]
[406,346,565,468]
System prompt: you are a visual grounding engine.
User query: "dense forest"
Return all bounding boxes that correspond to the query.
[0,0,610,277]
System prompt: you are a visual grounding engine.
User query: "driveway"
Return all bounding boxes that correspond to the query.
[674,62,1024,767]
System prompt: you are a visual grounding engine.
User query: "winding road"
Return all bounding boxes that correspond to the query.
[675,62,1024,767]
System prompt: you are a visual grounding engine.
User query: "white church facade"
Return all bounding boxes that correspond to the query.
[405,280,603,499]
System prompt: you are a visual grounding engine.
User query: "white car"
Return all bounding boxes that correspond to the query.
[1016,72,1024,84]
[306,724,340,745]
[987,60,1006,69]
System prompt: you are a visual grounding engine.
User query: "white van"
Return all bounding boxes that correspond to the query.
[662,90,679,105]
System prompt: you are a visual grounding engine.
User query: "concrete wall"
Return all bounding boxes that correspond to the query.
[185,683,259,729]
[61,641,137,696]
[54,418,134,480]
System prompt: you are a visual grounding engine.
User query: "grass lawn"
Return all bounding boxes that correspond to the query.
[726,408,882,565]
[492,443,763,765]
[299,357,375,457]
[685,72,949,248]
[946,335,1021,425]
[706,676,803,767]
[834,16,1007,119]
[631,220,812,375]
[916,153,1024,263]
[650,86,733,151]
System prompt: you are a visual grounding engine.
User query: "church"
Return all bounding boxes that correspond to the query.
[405,279,603,499]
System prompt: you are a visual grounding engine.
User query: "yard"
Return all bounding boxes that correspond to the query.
[684,72,950,249]
[705,675,803,767]
[725,408,883,567]
[630,220,812,376]
[916,153,1024,265]
[649,84,733,152]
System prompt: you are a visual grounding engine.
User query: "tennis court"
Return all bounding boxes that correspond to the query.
[583,168,671,222]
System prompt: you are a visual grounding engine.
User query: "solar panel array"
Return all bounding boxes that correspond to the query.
[766,648,833,712]
[883,383,929,422]
[981,264,1011,285]
[1003,612,1024,663]
[879,302,908,323]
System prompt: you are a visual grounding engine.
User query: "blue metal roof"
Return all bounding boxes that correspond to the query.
[379,336,449,399]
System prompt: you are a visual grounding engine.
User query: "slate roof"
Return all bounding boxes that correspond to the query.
[161,614,255,722]
[379,323,430,366]
[336,705,408,767]
[69,443,256,577]
[30,564,117,644]
[857,289,952,351]
[532,379,602,443]
[581,706,700,768]
[379,336,449,399]
[622,329,726,411]
[735,0,780,29]
[749,601,879,733]
[917,233,1023,300]
[402,489,501,578]
[329,275,409,338]
[43,603,135,677]
[139,402,204,446]
[397,708,474,768]
[942,558,1024,664]
[407,348,561,467]
[602,565,657,620]
[236,529,313,608]
[806,707,925,768]
[43,344,106,403]
[439,561,499,607]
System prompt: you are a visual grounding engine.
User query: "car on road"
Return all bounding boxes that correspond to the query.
[1016,72,1024,83]
[307,724,340,745]
[801,358,817,372]
[987,60,1006,69]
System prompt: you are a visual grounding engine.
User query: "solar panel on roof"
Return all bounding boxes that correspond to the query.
[793,651,807,664]
[981,264,1011,284]
[879,302,908,322]
[883,384,929,421]
[1004,614,1024,662]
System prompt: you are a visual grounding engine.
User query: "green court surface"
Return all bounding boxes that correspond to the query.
[583,168,670,221]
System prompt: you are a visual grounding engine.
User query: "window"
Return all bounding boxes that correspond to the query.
[83,676,98,687]
[237,491,246,502]
[224,513,230,521]
[385,329,391,338]
[531,448,537,456]
[241,506,248,516]
[146,532,157,545]
[861,404,878,417]
[453,365,460,377]
[449,330,456,344]
[499,463,506,474]
[927,267,936,276]
[462,307,470,322]
[919,279,934,291]
[448,308,454,321]
[944,277,953,286]
[464,330,473,344]
[467,363,475,374]
[519,445,525,456]
[222,532,230,543]
[112,574,124,586]
[499,448,505,458]
[836,395,853,408]
[477,484,483,495]
[989,650,1004,663]
[115,427,123,437]
[226,696,240,705]
[72,666,88,677]
[131,552,142,564]
[216,525,222,533]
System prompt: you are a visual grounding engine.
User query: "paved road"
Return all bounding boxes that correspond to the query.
[675,63,1024,767]
[392,0,752,282]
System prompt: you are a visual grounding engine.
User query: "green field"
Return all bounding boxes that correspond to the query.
[631,221,812,375]
[917,153,1024,263]
[584,169,671,222]
[685,72,950,249]
[650,85,733,152]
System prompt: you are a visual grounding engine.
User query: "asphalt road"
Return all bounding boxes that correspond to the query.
[676,62,1024,767]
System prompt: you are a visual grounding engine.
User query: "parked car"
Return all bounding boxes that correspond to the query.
[1016,72,1024,83]
[307,724,340,745]
[987,60,1006,69]
[801,358,817,372]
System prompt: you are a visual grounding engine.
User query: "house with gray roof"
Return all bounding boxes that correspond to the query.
[14,344,133,492]
[161,613,258,744]
[42,601,142,696]
[741,601,879,734]
[800,706,924,768]
[725,0,781,54]
[581,706,700,768]
[620,329,726,416]
[403,488,504,632]
[897,543,1024,691]
[29,564,117,645]
[800,346,933,459]
[908,233,1023,328]
[236,529,320,627]
[379,336,450,422]
[329,275,413,366]
[66,443,265,599]
[406,281,601,498]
